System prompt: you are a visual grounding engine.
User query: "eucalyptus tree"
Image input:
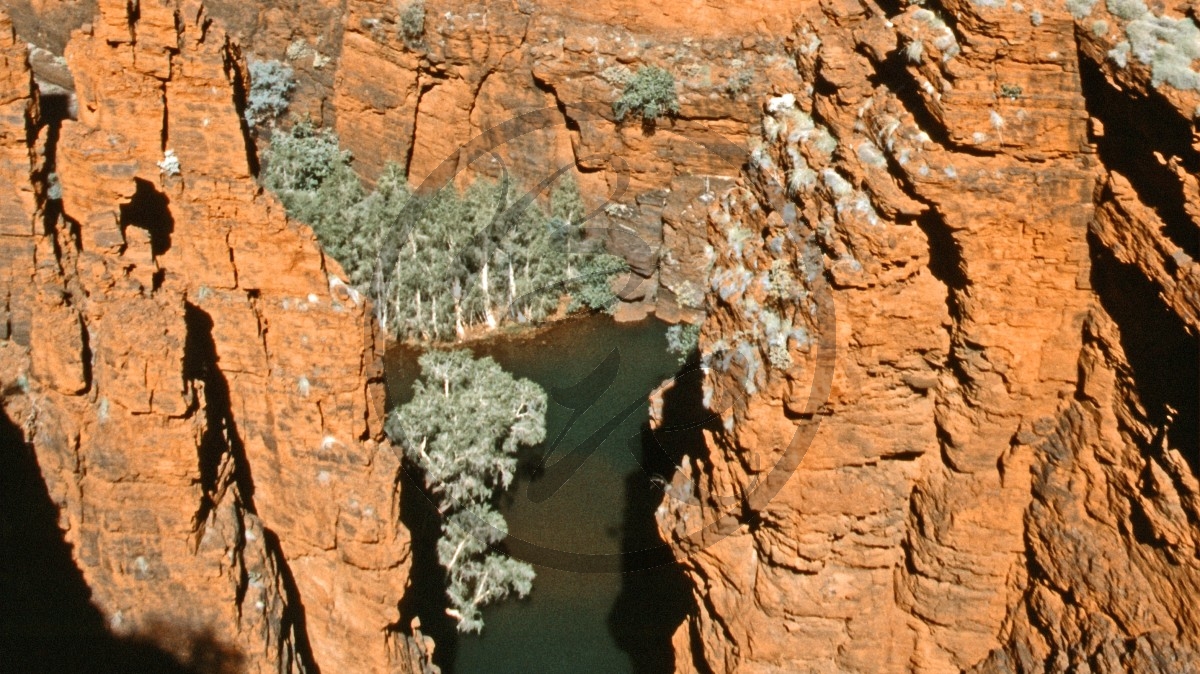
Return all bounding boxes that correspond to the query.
[386,350,545,632]
[260,121,371,282]
[261,124,630,341]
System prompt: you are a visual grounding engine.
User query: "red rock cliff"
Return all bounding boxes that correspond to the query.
[656,0,1200,671]
[0,2,416,671]
[2,0,1198,672]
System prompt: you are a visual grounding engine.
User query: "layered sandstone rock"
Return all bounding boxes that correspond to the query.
[657,0,1199,672]
[2,0,1198,671]
[199,0,345,125]
[0,2,416,671]
[7,0,344,126]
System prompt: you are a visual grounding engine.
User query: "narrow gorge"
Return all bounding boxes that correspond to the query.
[0,0,1197,672]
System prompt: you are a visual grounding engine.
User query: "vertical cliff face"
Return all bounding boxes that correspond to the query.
[658,0,1199,672]
[1,0,1197,671]
[197,0,346,125]
[333,0,795,187]
[0,2,415,671]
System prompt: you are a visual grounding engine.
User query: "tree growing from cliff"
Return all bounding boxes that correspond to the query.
[261,121,354,193]
[260,121,378,283]
[386,350,544,632]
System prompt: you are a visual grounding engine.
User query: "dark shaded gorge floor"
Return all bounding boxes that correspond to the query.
[388,316,706,674]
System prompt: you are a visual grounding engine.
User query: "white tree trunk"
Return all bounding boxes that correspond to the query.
[482,261,498,330]
[445,535,469,571]
[416,289,424,340]
[471,567,492,611]
[454,295,466,341]
[431,296,439,338]
[508,262,516,309]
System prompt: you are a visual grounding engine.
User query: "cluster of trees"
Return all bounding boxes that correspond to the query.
[257,120,629,632]
[386,350,544,632]
[260,123,628,342]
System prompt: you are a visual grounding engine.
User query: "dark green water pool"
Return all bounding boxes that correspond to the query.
[386,316,704,673]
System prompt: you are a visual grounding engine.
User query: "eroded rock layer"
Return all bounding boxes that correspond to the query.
[1,0,1198,672]
[0,2,415,671]
[657,0,1200,672]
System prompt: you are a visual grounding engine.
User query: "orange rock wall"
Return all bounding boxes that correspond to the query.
[333,0,802,186]
[657,0,1200,671]
[0,2,414,671]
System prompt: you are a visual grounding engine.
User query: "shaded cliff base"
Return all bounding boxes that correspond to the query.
[0,403,242,674]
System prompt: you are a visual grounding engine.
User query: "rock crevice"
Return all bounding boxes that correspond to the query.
[0,2,417,671]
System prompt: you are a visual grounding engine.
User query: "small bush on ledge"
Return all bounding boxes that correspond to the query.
[613,66,680,123]
[666,323,701,365]
[399,0,426,47]
[245,60,295,127]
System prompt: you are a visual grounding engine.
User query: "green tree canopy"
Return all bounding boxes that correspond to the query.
[261,123,629,341]
[386,350,545,632]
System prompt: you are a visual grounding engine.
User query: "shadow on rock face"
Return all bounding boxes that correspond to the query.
[0,401,244,674]
[119,178,175,258]
[1089,232,1199,468]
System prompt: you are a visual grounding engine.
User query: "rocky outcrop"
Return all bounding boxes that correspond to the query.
[7,0,345,126]
[0,2,416,671]
[656,0,1199,672]
[199,0,346,125]
[4,0,96,53]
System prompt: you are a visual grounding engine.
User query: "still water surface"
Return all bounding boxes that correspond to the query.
[386,316,697,674]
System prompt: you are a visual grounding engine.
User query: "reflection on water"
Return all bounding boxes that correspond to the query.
[386,316,700,674]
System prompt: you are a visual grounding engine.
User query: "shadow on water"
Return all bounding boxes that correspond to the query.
[397,462,461,671]
[386,316,701,673]
[607,355,718,674]
[0,402,243,673]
